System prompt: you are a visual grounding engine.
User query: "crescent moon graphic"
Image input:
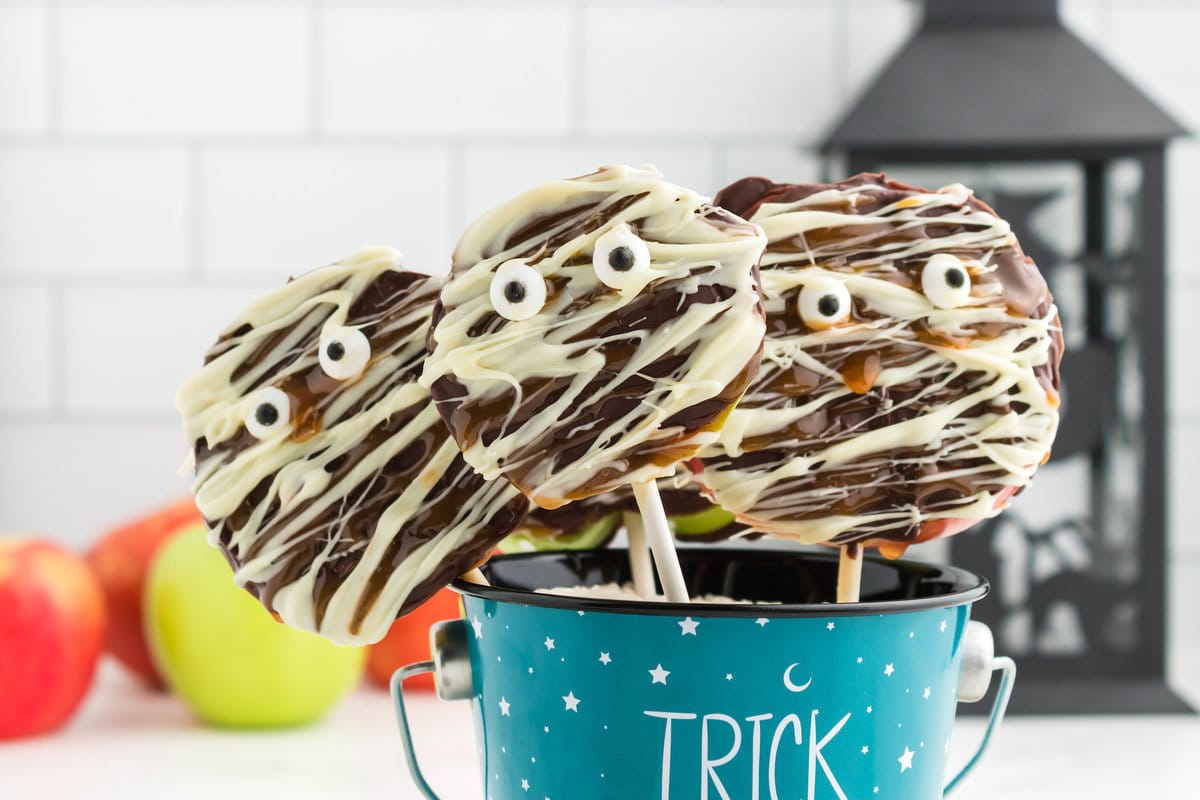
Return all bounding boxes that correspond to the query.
[783,663,813,693]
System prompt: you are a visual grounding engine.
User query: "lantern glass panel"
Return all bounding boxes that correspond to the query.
[875,159,1149,673]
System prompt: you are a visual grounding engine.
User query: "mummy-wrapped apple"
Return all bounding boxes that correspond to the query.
[422,166,767,600]
[693,175,1063,601]
[176,248,529,645]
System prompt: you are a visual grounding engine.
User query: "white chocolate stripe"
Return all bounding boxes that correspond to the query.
[177,248,525,645]
[699,179,1061,546]
[423,165,767,506]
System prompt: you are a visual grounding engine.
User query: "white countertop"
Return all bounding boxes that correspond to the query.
[2,664,1197,799]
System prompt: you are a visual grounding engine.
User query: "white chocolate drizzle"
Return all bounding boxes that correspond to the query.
[421,165,768,508]
[176,248,527,645]
[696,176,1063,551]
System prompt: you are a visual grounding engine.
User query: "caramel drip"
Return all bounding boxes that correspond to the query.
[698,174,1063,549]
[177,251,529,645]
[423,165,768,506]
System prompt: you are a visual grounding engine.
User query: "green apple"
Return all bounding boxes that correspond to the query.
[500,512,621,553]
[670,505,737,536]
[145,525,365,728]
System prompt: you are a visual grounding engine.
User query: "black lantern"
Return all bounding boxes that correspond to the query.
[822,0,1189,713]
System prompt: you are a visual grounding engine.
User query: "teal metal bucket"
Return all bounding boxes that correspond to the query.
[394,548,1014,799]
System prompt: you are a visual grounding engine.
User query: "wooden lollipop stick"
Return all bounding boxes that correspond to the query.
[837,543,862,603]
[461,567,490,587]
[622,511,656,599]
[631,481,690,603]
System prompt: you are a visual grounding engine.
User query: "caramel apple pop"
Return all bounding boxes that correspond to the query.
[422,166,767,601]
[176,248,529,644]
[695,175,1063,601]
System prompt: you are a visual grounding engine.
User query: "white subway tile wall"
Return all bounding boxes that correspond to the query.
[201,145,454,275]
[584,6,837,139]
[61,284,276,415]
[0,146,190,277]
[322,7,571,134]
[0,8,46,132]
[0,285,53,412]
[60,7,309,134]
[0,1,1196,677]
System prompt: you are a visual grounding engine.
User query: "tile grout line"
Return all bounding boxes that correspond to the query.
[308,0,324,139]
[711,142,728,192]
[569,1,587,140]
[0,132,826,149]
[45,0,61,137]
[0,410,181,427]
[830,0,849,115]
[449,140,466,238]
[188,144,204,279]
[47,279,67,420]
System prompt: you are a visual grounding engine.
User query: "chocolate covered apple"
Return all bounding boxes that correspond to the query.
[421,165,768,509]
[693,175,1063,558]
[176,248,528,645]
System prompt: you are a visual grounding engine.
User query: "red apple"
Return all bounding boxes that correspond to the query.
[0,536,107,740]
[86,497,202,687]
[366,587,462,691]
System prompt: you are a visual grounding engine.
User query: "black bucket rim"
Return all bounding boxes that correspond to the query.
[452,547,989,618]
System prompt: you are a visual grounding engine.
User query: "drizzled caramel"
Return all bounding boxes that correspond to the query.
[177,250,529,645]
[696,174,1063,551]
[423,165,768,506]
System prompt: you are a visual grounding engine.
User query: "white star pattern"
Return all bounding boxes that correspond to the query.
[544,637,555,650]
[827,621,836,631]
[899,747,915,772]
[577,610,585,616]
[923,687,932,700]
[520,779,529,792]
[755,618,769,627]
[498,697,511,716]
[940,620,948,632]
[909,631,915,638]
[862,746,869,754]
[471,617,484,639]
[866,706,873,714]
[874,788,879,795]
[884,663,895,677]
[599,652,611,665]
[857,657,863,664]
[678,617,700,636]
[649,664,670,684]
[725,673,733,681]
[528,667,534,674]
[563,691,580,712]
[544,726,549,733]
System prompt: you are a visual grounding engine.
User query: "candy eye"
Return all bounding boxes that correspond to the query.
[592,225,651,290]
[245,387,291,439]
[318,326,371,381]
[922,253,972,309]
[797,277,852,330]
[489,260,547,321]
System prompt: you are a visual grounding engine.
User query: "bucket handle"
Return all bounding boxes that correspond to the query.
[391,661,442,800]
[392,619,474,800]
[944,655,1017,795]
